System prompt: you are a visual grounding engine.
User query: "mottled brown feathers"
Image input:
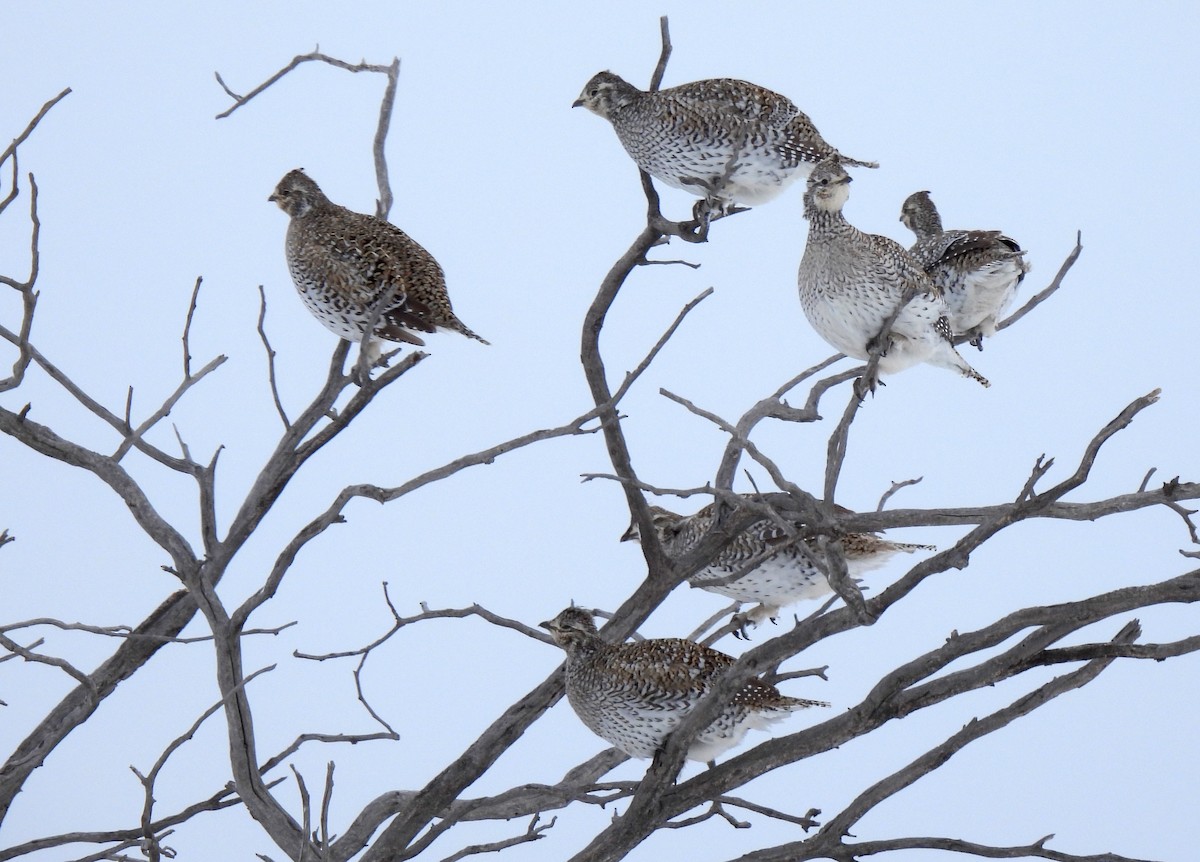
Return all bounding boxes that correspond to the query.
[270,169,488,350]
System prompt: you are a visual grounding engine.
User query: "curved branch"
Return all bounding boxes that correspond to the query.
[371,57,400,218]
[0,408,195,565]
[995,231,1083,335]
[810,621,1142,851]
[215,52,395,120]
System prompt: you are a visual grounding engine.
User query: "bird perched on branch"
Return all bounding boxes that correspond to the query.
[796,160,989,388]
[269,169,488,366]
[622,502,934,627]
[900,190,1030,348]
[540,606,827,762]
[573,71,877,214]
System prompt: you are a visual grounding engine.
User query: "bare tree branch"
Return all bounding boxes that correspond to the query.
[110,354,227,463]
[876,476,923,511]
[438,815,554,862]
[215,50,400,216]
[738,833,1158,862]
[995,231,1083,335]
[296,601,549,662]
[131,666,274,857]
[0,173,41,393]
[807,621,1142,852]
[228,399,603,634]
[180,276,202,379]
[0,632,95,689]
[215,52,394,120]
[1,617,293,643]
[713,357,850,493]
[2,23,1191,862]
[0,781,260,861]
[649,17,671,92]
[0,88,71,183]
[610,287,713,407]
[0,329,217,472]
[256,285,290,429]
[371,57,400,218]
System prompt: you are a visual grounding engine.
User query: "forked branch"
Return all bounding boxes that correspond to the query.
[215,51,400,215]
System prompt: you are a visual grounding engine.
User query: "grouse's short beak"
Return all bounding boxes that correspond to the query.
[538,620,554,632]
[571,98,584,108]
[267,193,277,203]
[842,175,853,185]
[619,525,637,542]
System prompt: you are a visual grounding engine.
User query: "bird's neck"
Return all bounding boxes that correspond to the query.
[563,634,605,664]
[614,80,644,107]
[911,213,943,241]
[805,207,852,234]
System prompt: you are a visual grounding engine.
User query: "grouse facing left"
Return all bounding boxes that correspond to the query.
[541,606,828,762]
[269,170,488,357]
[574,72,877,210]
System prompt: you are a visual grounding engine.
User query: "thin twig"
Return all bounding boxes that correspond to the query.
[215,52,395,119]
[996,231,1083,334]
[1,617,294,643]
[256,285,290,428]
[351,650,400,738]
[823,375,868,503]
[0,89,71,170]
[181,276,202,379]
[810,622,1141,850]
[132,666,274,846]
[649,17,672,91]
[320,763,335,856]
[0,172,42,393]
[0,632,96,690]
[713,359,849,492]
[610,287,714,406]
[296,601,549,662]
[877,477,924,511]
[1138,466,1157,493]
[291,766,312,862]
[836,833,1157,862]
[372,58,400,218]
[437,815,555,862]
[111,355,226,463]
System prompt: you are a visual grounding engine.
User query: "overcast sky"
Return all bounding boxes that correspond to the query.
[2,3,1198,861]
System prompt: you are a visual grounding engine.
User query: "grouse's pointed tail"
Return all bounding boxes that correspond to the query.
[452,319,491,345]
[967,368,990,387]
[839,153,880,170]
[933,317,990,387]
[893,541,939,553]
[934,343,990,387]
[928,343,991,387]
[956,356,991,387]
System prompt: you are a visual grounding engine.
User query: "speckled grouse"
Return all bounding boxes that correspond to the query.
[269,169,487,361]
[574,72,876,210]
[900,190,1030,348]
[622,502,934,625]
[796,160,989,387]
[541,606,827,762]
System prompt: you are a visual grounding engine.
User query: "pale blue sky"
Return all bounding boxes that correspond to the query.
[2,3,1198,860]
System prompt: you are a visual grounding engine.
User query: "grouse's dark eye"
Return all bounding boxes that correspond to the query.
[588,87,600,98]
